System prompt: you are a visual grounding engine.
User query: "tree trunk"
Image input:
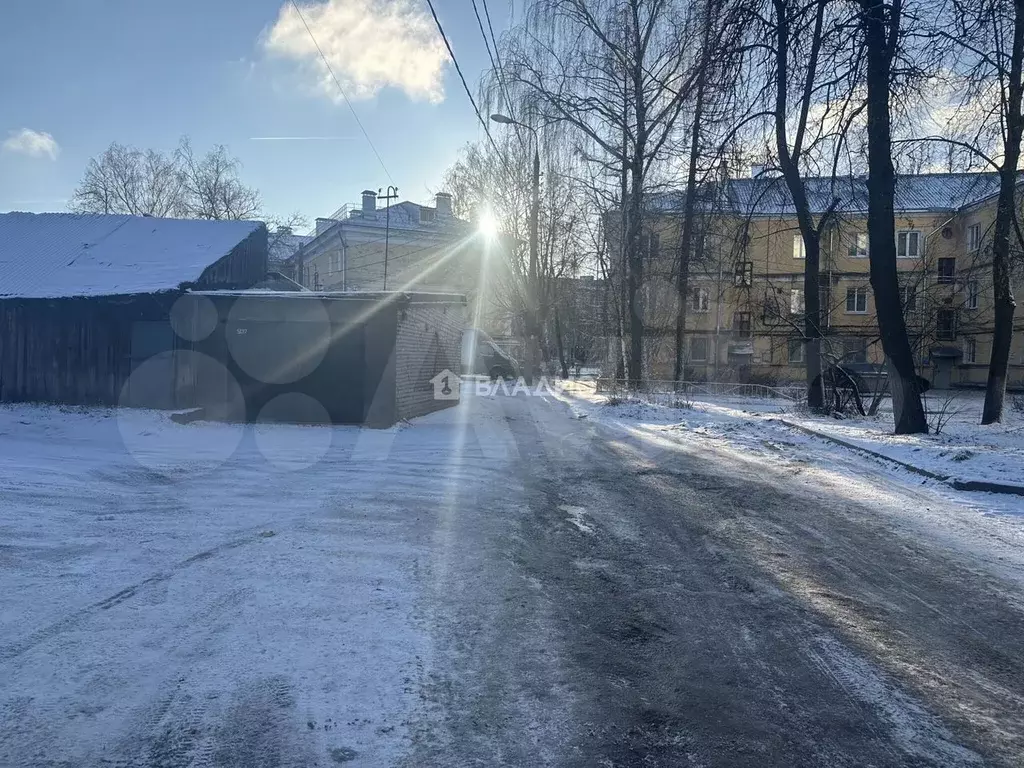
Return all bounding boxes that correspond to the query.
[626,144,646,386]
[674,21,711,383]
[554,308,569,378]
[773,0,825,411]
[982,0,1024,424]
[861,0,928,434]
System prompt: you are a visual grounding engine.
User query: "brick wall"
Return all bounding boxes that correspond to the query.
[395,300,465,420]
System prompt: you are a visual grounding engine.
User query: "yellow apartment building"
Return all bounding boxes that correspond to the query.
[636,172,1024,389]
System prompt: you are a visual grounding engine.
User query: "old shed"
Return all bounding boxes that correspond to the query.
[0,212,267,407]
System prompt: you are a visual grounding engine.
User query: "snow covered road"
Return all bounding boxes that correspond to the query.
[1,391,1023,766]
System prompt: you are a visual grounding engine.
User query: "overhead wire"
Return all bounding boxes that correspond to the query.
[478,0,526,151]
[422,0,515,177]
[288,0,395,185]
[470,0,525,151]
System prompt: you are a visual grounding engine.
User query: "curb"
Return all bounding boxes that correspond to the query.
[773,418,1024,497]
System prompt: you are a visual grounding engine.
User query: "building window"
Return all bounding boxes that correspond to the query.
[848,232,868,258]
[937,257,956,284]
[844,338,868,363]
[901,285,917,311]
[734,261,753,286]
[967,223,981,252]
[845,286,868,314]
[790,288,805,314]
[733,311,752,338]
[937,309,957,340]
[965,279,979,309]
[648,232,661,261]
[897,230,921,259]
[690,336,709,362]
[691,286,711,313]
[419,208,436,223]
[788,337,805,363]
[963,336,977,364]
[793,234,806,259]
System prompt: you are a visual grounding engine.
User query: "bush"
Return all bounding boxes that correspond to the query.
[746,371,781,387]
[1011,393,1024,415]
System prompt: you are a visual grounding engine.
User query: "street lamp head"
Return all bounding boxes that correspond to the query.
[490,113,515,125]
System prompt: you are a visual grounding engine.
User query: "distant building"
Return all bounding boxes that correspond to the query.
[0,212,267,407]
[291,190,475,290]
[267,225,312,280]
[611,171,1024,388]
[287,190,511,336]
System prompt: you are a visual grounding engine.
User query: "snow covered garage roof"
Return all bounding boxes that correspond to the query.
[0,212,264,299]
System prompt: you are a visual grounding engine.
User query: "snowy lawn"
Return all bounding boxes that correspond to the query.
[555,380,1024,525]
[0,400,505,766]
[559,381,1024,489]
[777,391,1024,487]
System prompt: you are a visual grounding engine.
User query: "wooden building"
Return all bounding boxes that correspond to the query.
[0,212,267,407]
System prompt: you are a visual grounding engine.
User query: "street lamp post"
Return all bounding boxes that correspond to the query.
[490,114,540,384]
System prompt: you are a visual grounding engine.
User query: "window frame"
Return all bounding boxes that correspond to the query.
[733,311,752,338]
[790,288,805,314]
[792,234,806,260]
[937,257,956,284]
[936,308,958,340]
[845,286,868,314]
[848,232,868,258]
[734,261,754,286]
[788,337,805,364]
[900,284,917,311]
[963,336,977,364]
[691,286,711,313]
[690,336,709,362]
[843,338,868,364]
[967,223,981,252]
[965,279,979,310]
[896,229,922,259]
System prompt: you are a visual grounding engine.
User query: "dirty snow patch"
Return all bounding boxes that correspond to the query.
[560,504,594,535]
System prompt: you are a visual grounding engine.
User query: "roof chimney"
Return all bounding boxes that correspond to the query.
[361,189,377,214]
[435,192,453,216]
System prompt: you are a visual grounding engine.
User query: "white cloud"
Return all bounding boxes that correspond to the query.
[2,128,60,160]
[263,0,449,103]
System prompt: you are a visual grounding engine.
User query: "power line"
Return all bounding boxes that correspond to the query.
[478,0,525,151]
[289,0,394,185]
[422,0,513,176]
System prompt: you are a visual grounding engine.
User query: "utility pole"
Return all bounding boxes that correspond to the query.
[528,144,540,384]
[380,185,399,291]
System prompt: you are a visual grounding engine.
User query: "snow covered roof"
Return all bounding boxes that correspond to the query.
[0,212,264,299]
[649,172,1004,216]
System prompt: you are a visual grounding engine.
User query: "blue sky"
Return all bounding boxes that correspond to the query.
[0,0,510,223]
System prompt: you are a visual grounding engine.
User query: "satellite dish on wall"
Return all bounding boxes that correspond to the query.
[941,226,953,239]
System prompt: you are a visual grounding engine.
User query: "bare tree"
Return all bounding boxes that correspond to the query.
[177,138,262,221]
[858,0,929,433]
[70,143,183,217]
[493,0,706,386]
[70,137,262,222]
[749,0,862,410]
[671,0,745,383]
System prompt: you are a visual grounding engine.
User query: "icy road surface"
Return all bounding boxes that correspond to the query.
[1,392,1023,766]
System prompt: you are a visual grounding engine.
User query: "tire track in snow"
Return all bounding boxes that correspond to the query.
[0,528,275,663]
